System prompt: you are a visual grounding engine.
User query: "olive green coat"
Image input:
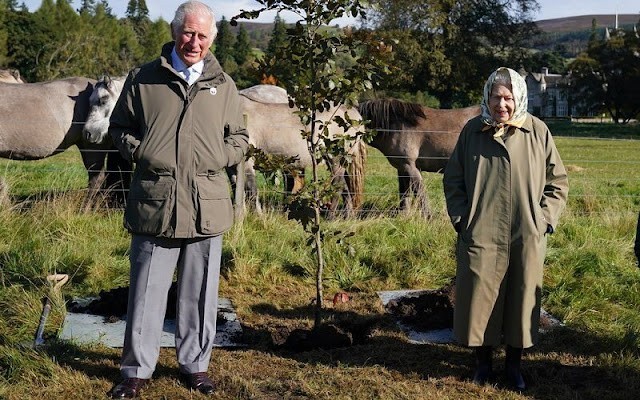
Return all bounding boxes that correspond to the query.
[109,42,249,238]
[443,114,568,348]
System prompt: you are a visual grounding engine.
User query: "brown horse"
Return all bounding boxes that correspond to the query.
[0,77,118,197]
[358,98,480,217]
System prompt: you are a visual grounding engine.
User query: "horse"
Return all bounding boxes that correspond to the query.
[358,98,480,217]
[239,85,366,216]
[0,77,119,201]
[84,79,366,216]
[0,69,23,83]
[81,75,131,205]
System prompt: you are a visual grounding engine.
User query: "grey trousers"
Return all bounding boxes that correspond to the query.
[120,234,222,379]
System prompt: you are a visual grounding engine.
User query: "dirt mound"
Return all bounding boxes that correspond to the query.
[385,283,456,331]
[68,283,227,324]
[384,282,561,333]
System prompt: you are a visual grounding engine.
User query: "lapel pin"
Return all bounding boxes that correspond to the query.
[209,87,217,95]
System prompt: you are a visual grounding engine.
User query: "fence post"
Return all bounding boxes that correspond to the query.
[234,114,248,222]
[234,159,246,222]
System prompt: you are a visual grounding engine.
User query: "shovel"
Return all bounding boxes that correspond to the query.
[33,274,69,348]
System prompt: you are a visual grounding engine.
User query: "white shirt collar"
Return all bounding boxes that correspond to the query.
[171,47,204,81]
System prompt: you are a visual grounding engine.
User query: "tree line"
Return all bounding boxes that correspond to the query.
[569,23,640,123]
[0,0,638,121]
[0,0,171,81]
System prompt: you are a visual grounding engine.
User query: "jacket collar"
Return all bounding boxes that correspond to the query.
[159,42,226,86]
[520,113,533,133]
[474,113,534,135]
[170,47,203,77]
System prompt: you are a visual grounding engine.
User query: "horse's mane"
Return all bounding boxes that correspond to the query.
[95,75,126,97]
[358,98,426,131]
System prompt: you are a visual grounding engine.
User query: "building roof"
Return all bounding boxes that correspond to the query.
[521,68,570,88]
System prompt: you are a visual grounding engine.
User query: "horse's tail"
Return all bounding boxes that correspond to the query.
[347,138,367,210]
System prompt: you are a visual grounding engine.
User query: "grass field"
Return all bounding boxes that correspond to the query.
[1,122,640,399]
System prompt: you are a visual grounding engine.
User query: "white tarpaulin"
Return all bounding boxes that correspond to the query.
[59,298,243,348]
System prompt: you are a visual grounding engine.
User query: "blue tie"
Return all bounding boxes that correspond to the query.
[183,67,197,85]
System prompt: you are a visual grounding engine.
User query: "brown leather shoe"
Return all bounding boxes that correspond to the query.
[108,378,149,399]
[181,372,215,395]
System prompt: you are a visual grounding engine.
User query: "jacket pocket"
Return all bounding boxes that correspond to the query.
[124,176,175,235]
[195,173,233,235]
[534,204,548,237]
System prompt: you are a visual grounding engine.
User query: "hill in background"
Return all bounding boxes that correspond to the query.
[536,14,639,32]
[530,14,640,58]
[224,14,640,62]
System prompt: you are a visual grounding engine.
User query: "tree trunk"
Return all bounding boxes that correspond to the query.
[310,132,325,330]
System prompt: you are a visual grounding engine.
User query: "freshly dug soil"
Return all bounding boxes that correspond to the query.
[384,282,561,332]
[385,283,456,331]
[283,324,353,352]
[68,283,227,324]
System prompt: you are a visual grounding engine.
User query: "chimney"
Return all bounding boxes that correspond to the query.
[541,67,549,75]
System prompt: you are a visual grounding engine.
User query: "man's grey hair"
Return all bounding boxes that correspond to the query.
[171,1,218,40]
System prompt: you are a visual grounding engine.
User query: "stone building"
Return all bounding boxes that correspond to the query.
[520,67,573,118]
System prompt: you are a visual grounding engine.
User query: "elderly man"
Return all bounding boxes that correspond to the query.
[107,1,248,398]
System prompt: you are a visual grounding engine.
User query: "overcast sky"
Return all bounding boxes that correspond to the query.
[19,0,640,25]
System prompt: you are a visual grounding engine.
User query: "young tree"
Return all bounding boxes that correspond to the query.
[233,0,389,330]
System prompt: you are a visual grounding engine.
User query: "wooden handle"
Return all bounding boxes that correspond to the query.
[46,274,69,290]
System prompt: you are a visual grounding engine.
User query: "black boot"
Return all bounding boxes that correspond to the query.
[505,345,526,392]
[472,346,493,385]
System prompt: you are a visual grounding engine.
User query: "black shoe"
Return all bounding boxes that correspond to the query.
[505,345,526,392]
[505,366,526,392]
[108,378,149,399]
[181,372,215,395]
[472,346,493,385]
[473,364,493,385]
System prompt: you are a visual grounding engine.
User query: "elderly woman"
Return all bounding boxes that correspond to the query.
[443,67,568,391]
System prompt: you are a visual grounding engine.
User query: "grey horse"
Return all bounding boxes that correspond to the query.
[0,69,23,83]
[84,79,366,215]
[239,85,367,215]
[0,77,117,196]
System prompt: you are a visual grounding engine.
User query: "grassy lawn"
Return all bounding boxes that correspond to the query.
[1,122,640,399]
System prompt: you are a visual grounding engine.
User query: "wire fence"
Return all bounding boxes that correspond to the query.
[1,134,639,217]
